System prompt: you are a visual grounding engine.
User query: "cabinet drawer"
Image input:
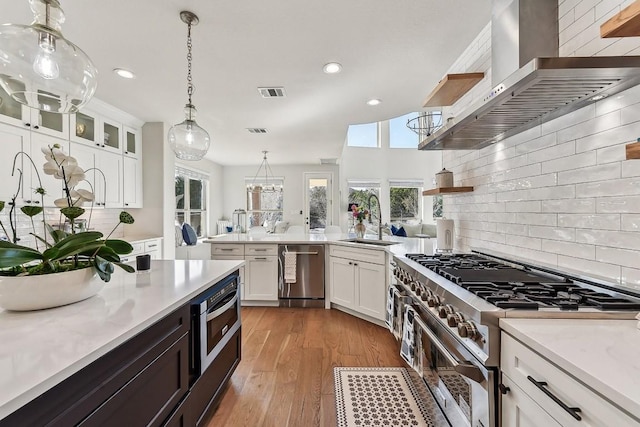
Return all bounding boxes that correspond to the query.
[330,245,386,265]
[145,239,162,252]
[245,244,277,256]
[211,244,244,257]
[501,333,637,427]
[130,242,145,255]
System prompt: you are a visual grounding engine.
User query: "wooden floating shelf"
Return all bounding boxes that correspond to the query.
[422,186,474,196]
[626,141,640,159]
[601,0,640,38]
[423,72,485,107]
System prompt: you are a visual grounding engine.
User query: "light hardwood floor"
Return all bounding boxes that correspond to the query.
[207,307,405,427]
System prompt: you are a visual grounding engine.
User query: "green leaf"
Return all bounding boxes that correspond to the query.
[115,262,136,273]
[50,242,105,262]
[119,211,135,225]
[105,239,133,255]
[32,233,53,249]
[93,247,119,262]
[60,207,85,220]
[42,247,60,260]
[95,255,115,275]
[21,206,43,217]
[0,242,43,268]
[53,231,103,251]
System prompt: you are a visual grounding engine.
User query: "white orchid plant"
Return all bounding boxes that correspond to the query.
[0,144,135,282]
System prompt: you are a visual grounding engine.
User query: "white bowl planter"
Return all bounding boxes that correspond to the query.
[0,268,105,311]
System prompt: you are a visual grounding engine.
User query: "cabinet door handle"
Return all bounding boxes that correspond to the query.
[124,203,129,206]
[147,244,157,248]
[527,376,582,421]
[348,262,352,265]
[220,248,234,251]
[33,125,39,130]
[354,263,358,266]
[253,248,267,252]
[498,383,510,395]
[254,257,268,261]
[34,201,40,204]
[25,123,31,127]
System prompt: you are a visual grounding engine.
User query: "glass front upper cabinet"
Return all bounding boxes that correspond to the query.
[70,111,98,146]
[0,87,69,139]
[123,126,141,158]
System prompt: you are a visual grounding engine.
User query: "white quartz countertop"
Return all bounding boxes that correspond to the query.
[205,233,434,257]
[0,259,244,420]
[121,234,163,243]
[500,318,640,420]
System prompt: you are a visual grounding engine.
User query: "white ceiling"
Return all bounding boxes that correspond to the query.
[1,0,491,166]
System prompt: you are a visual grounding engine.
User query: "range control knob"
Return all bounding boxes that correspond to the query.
[458,321,480,340]
[447,312,464,327]
[438,304,455,319]
[427,294,441,307]
[420,287,431,301]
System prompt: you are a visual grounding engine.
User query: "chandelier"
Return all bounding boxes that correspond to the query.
[0,0,98,113]
[247,151,282,193]
[406,111,443,140]
[168,11,211,161]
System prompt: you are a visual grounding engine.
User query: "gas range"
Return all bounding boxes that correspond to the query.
[393,249,640,368]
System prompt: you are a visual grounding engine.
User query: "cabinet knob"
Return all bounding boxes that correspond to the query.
[33,125,39,129]
[24,200,31,203]
[125,203,129,206]
[95,143,100,146]
[25,123,31,127]
[34,201,40,204]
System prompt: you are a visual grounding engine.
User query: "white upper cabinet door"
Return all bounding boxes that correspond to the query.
[123,156,143,208]
[28,109,69,140]
[123,126,141,159]
[95,151,123,208]
[70,110,100,147]
[0,123,29,203]
[100,118,123,155]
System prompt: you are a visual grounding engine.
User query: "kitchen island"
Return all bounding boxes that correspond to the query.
[0,259,244,424]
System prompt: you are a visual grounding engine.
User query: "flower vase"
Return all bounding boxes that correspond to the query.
[354,221,366,238]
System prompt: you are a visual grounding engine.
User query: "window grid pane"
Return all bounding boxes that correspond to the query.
[389,187,419,220]
[347,122,378,147]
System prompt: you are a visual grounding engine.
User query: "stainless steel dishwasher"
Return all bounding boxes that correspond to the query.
[278,244,325,307]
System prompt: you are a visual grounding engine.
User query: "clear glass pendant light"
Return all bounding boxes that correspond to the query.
[0,0,98,114]
[168,11,211,161]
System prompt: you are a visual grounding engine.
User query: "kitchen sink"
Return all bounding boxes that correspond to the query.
[339,238,398,247]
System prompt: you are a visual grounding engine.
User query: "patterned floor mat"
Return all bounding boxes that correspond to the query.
[333,367,448,427]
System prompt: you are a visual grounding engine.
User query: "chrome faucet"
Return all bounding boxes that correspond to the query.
[367,192,383,240]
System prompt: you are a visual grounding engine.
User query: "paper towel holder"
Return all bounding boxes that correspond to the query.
[436,218,454,254]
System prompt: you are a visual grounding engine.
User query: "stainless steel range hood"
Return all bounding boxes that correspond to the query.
[418,0,640,151]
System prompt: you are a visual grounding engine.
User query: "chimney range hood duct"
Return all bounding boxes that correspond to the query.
[419,0,640,151]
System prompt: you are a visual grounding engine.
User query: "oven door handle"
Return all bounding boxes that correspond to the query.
[414,316,485,384]
[206,293,239,321]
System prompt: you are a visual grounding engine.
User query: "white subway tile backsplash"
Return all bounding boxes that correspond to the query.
[621,214,640,231]
[515,213,558,227]
[529,226,576,242]
[576,229,640,250]
[442,1,640,285]
[557,162,620,185]
[557,255,621,281]
[544,240,595,259]
[541,151,596,174]
[558,213,620,230]
[575,176,640,197]
[597,196,640,213]
[542,198,596,213]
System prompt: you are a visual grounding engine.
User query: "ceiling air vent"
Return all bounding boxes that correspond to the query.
[258,87,286,98]
[247,128,268,134]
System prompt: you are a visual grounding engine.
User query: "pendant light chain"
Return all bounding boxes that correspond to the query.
[186,20,193,107]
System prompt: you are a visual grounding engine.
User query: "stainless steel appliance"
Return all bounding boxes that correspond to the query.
[391,249,640,427]
[278,244,325,307]
[191,272,241,376]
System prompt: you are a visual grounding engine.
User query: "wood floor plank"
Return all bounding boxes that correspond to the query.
[207,307,405,427]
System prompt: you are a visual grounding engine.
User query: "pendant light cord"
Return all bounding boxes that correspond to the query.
[186,18,194,121]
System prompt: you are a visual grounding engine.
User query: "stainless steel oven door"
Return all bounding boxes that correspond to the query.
[198,284,241,374]
[414,314,495,427]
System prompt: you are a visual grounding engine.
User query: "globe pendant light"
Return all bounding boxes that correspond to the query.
[168,11,211,161]
[0,0,98,114]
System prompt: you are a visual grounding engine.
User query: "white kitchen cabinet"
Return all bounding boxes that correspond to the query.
[501,374,562,427]
[120,238,163,263]
[70,109,122,155]
[244,251,278,301]
[123,126,141,159]
[69,143,123,208]
[501,332,637,427]
[123,156,143,208]
[211,244,246,300]
[330,257,356,307]
[0,86,69,139]
[329,245,387,322]
[28,134,69,207]
[0,123,29,203]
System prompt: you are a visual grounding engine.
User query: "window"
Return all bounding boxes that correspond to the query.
[433,195,443,219]
[347,122,378,147]
[389,179,422,221]
[246,178,284,228]
[347,180,381,222]
[175,167,208,237]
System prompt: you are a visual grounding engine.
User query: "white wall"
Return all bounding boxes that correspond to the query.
[222,163,339,229]
[340,121,443,230]
[442,0,640,289]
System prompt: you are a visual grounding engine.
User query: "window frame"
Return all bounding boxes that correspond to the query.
[245,177,285,228]
[388,179,423,222]
[346,122,380,148]
[175,167,209,238]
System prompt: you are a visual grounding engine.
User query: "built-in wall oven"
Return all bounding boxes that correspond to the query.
[191,272,241,377]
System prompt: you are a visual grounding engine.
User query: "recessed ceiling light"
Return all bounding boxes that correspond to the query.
[367,99,381,106]
[590,94,606,101]
[323,62,342,74]
[113,68,135,79]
